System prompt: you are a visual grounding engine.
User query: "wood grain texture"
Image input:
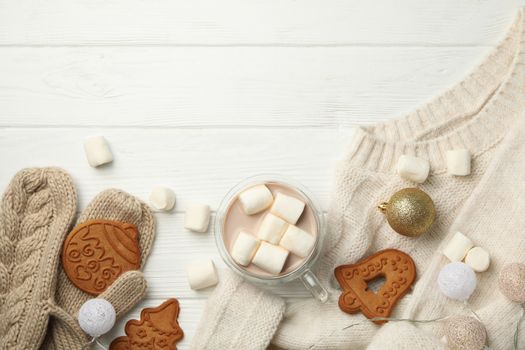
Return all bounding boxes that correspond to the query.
[0,46,496,127]
[0,0,522,45]
[0,128,351,210]
[1,1,523,349]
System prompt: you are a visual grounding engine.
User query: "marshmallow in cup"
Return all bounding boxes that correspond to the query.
[215,175,328,302]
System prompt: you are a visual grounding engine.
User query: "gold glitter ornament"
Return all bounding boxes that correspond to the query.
[378,188,436,237]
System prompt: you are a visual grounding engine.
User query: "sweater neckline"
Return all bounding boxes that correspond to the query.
[347,8,525,175]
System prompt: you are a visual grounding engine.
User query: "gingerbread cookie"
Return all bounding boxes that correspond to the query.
[62,220,141,295]
[334,249,416,324]
[110,298,184,350]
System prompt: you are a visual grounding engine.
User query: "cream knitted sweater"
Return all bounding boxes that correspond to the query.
[193,8,525,350]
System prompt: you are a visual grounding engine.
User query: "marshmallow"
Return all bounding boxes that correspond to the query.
[252,241,289,275]
[465,247,490,272]
[257,213,288,244]
[186,259,218,290]
[270,193,305,225]
[447,149,471,176]
[442,232,474,262]
[397,155,430,183]
[149,187,176,211]
[83,136,113,167]
[238,185,274,215]
[185,203,211,233]
[279,225,315,258]
[231,231,260,266]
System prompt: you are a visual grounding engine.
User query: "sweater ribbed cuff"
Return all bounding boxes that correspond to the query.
[367,322,444,350]
[191,270,285,350]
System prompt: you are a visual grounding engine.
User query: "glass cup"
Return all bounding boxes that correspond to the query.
[215,174,329,302]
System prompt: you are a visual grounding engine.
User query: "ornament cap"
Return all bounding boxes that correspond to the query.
[378,202,388,213]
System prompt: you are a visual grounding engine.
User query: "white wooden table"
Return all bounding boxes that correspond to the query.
[0,1,523,348]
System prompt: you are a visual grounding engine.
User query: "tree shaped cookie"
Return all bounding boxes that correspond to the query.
[110,298,184,350]
[334,249,416,324]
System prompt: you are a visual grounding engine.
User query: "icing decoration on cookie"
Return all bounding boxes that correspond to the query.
[334,249,416,324]
[62,220,141,295]
[109,298,184,350]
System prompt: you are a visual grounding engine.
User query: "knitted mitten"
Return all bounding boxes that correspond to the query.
[42,189,156,349]
[0,168,77,350]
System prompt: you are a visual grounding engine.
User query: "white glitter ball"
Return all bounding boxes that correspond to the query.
[438,262,477,301]
[77,298,116,337]
[445,315,487,350]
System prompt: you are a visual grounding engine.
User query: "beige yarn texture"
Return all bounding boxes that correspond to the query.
[0,168,77,350]
[42,188,156,350]
[190,271,285,350]
[0,168,156,350]
[194,8,525,350]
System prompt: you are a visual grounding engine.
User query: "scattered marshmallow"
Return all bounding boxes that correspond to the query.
[465,247,490,272]
[238,185,274,215]
[447,149,471,176]
[149,187,176,211]
[83,136,113,167]
[270,193,305,225]
[252,241,289,275]
[185,203,211,233]
[257,213,288,244]
[396,155,430,183]
[231,231,260,266]
[186,259,218,290]
[442,232,474,262]
[279,225,315,258]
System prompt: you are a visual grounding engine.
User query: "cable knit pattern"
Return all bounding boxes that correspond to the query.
[0,168,77,350]
[43,189,156,350]
[194,8,525,350]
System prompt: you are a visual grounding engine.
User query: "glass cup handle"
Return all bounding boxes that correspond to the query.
[300,269,329,303]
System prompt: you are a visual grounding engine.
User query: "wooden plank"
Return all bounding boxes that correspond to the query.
[0,127,341,307]
[0,127,350,212]
[0,0,521,45]
[0,46,492,126]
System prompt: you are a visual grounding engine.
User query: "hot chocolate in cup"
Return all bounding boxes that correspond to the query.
[215,175,328,302]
